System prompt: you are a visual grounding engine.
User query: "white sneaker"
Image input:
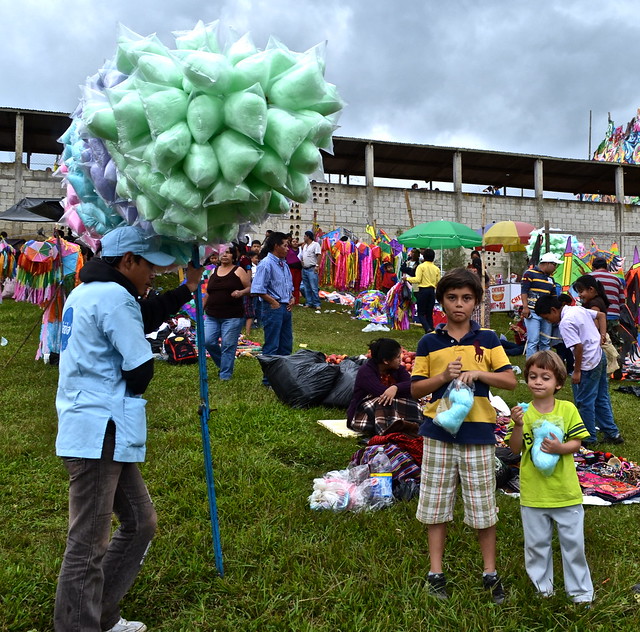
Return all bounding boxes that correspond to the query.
[105,617,147,632]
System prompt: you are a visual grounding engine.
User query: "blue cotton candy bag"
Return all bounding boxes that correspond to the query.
[433,379,475,436]
[530,418,563,477]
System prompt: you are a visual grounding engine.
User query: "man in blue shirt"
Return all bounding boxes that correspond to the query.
[251,232,294,383]
[54,226,202,632]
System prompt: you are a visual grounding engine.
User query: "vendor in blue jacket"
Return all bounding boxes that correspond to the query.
[54,226,202,632]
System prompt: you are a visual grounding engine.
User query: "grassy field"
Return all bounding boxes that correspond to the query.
[1,292,640,631]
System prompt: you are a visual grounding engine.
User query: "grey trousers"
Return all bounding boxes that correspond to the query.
[521,505,594,602]
[54,422,157,631]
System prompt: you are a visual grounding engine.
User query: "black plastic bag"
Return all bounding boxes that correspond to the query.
[257,349,340,408]
[322,358,362,408]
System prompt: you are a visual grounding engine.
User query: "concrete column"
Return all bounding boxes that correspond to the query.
[453,151,462,222]
[616,165,625,251]
[14,112,24,201]
[534,159,544,227]
[365,143,375,224]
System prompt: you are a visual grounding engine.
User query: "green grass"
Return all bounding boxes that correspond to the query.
[1,298,640,631]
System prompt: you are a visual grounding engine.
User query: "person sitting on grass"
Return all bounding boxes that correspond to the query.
[508,351,593,604]
[411,268,516,603]
[347,338,422,436]
[534,295,623,446]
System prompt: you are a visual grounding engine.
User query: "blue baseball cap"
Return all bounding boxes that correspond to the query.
[101,226,175,267]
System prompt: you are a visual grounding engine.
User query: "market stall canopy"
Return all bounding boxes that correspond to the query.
[0,197,64,222]
[482,221,535,253]
[398,220,482,249]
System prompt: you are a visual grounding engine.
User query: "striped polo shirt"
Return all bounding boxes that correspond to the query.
[521,267,555,309]
[411,321,512,444]
[590,270,626,319]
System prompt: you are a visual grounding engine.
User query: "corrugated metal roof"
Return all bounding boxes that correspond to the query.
[0,107,637,197]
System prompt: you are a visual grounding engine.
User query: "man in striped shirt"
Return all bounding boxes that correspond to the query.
[590,257,626,352]
[520,252,561,358]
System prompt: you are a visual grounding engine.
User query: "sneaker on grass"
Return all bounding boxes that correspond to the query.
[104,617,147,632]
[483,573,505,604]
[426,572,448,600]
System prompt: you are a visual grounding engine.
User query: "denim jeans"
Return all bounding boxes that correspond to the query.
[261,303,293,383]
[54,422,157,632]
[416,287,436,333]
[204,315,244,380]
[524,312,552,357]
[572,353,621,443]
[302,268,320,308]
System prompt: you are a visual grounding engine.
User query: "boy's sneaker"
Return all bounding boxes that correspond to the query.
[602,434,624,444]
[483,573,506,604]
[426,572,449,600]
[104,617,147,632]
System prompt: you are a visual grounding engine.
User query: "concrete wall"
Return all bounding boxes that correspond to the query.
[2,164,637,276]
[0,163,63,239]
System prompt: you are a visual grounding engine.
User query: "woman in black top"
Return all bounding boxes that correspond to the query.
[204,245,251,380]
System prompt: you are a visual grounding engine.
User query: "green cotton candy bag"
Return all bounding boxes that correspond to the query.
[211,129,263,185]
[83,103,118,141]
[115,36,167,74]
[267,190,291,214]
[111,90,150,146]
[276,169,312,203]
[289,139,322,174]
[163,204,208,238]
[223,84,267,144]
[152,122,192,175]
[173,20,221,53]
[226,33,258,65]
[140,86,189,137]
[186,93,224,143]
[137,53,183,88]
[159,173,203,210]
[183,142,219,189]
[179,51,232,95]
[293,109,335,145]
[204,179,255,206]
[206,204,243,228]
[123,163,166,208]
[250,145,287,188]
[268,57,327,111]
[229,51,271,92]
[263,107,311,165]
[134,194,163,221]
[306,83,345,116]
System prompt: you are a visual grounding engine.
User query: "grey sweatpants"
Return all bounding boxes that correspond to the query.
[521,504,594,603]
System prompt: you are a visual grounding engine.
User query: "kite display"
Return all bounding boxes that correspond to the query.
[589,110,640,204]
[57,21,344,247]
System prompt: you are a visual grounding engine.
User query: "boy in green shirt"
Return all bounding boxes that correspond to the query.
[508,351,593,603]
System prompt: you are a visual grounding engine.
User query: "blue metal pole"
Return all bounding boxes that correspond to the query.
[191,246,224,576]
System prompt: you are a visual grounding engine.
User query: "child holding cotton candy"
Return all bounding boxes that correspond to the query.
[507,350,594,604]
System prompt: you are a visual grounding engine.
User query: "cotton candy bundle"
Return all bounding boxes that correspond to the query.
[434,380,474,436]
[531,420,563,477]
[59,21,343,245]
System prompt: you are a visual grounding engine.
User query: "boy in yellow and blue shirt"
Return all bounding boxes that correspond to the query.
[411,268,516,602]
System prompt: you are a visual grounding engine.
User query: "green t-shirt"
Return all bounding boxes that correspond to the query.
[505,399,589,508]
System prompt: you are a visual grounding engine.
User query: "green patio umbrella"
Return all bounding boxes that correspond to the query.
[398,220,482,250]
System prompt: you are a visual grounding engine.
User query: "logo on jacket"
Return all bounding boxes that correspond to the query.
[60,307,73,352]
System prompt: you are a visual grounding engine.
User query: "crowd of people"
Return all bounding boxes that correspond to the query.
[4,222,639,628]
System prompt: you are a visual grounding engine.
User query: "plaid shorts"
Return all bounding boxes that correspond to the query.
[416,437,497,529]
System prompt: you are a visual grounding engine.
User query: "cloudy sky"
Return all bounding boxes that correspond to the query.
[0,0,637,160]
